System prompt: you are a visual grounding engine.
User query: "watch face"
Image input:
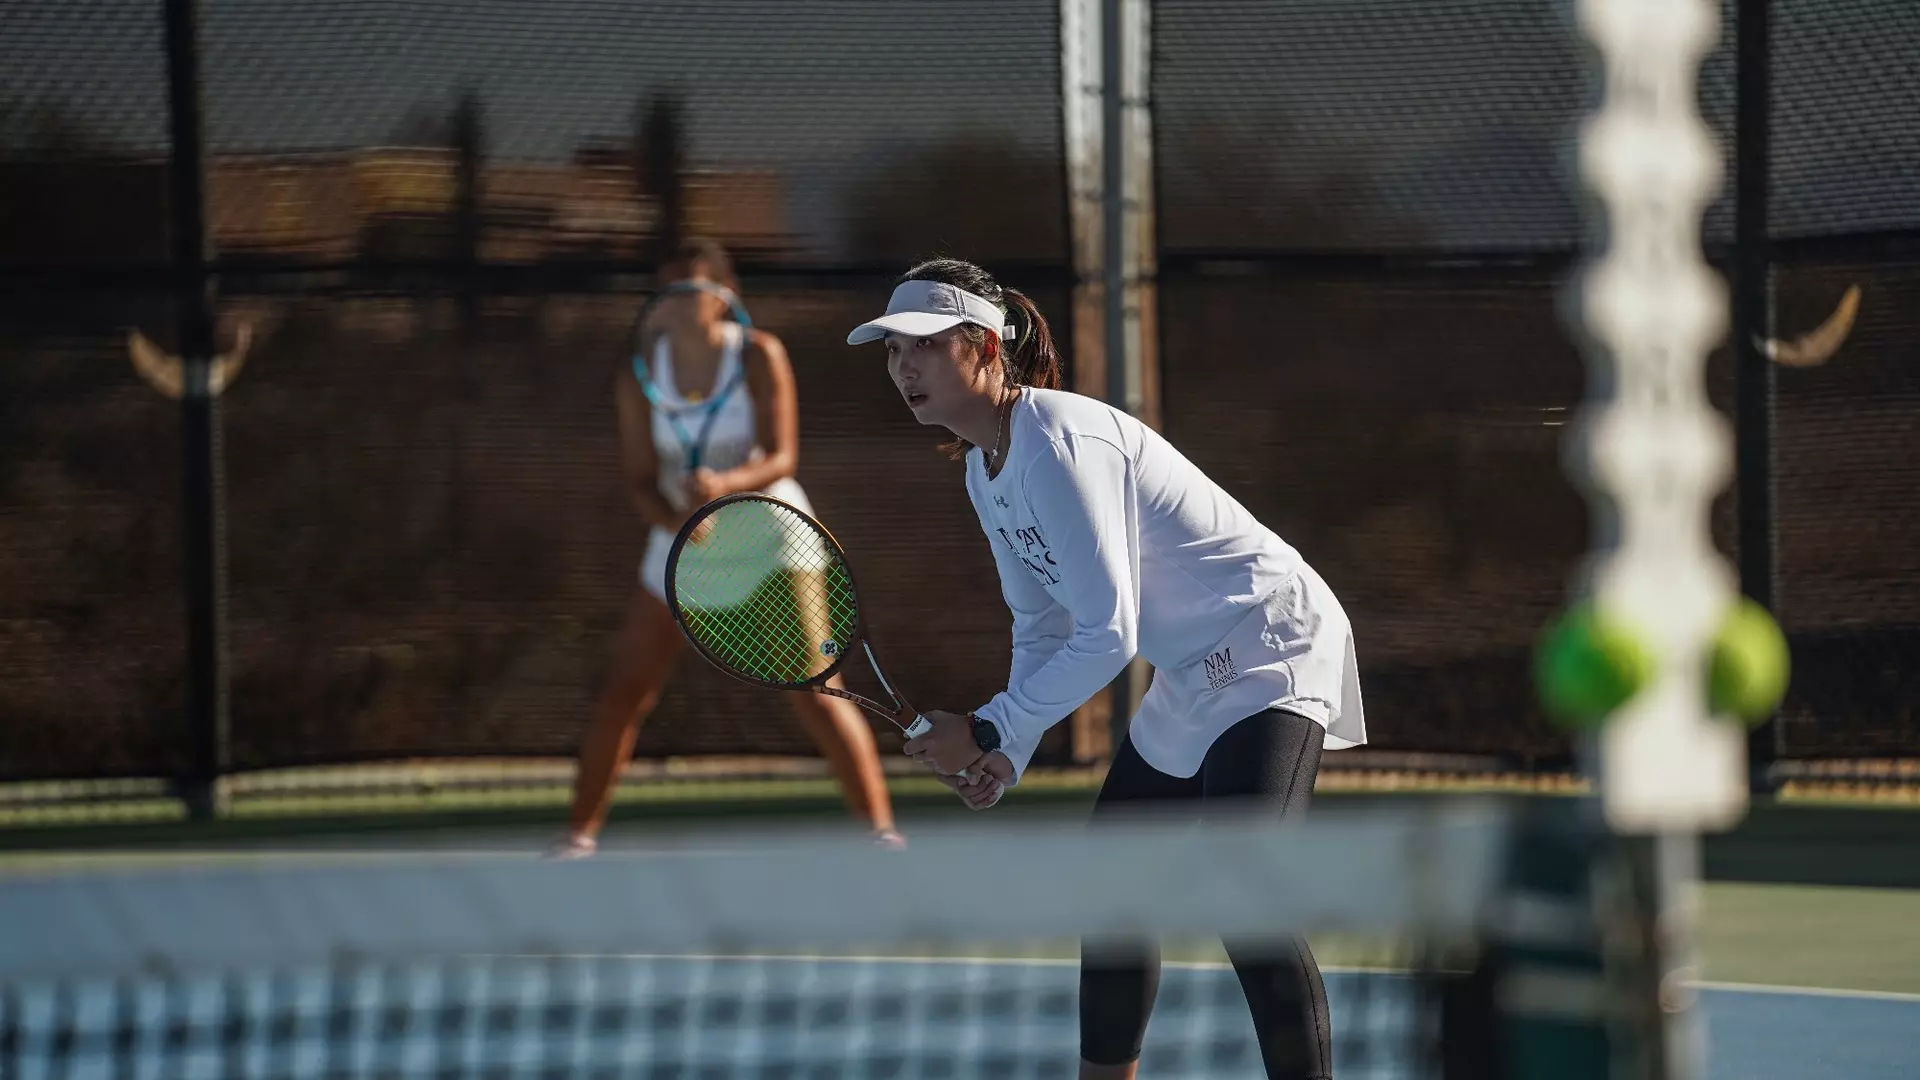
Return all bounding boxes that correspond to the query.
[971,716,1001,752]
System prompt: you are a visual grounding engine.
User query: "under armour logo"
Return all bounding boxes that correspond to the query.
[994,495,1009,508]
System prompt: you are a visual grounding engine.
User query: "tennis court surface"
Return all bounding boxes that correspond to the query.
[3,799,1916,1079]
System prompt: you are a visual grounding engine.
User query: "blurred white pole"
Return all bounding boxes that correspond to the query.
[1569,2,1738,1077]
[1571,0,1745,836]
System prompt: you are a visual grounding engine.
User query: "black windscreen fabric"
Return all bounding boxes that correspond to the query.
[1157,269,1587,764]
[1770,261,1920,758]
[0,0,171,265]
[0,293,187,781]
[218,285,1076,770]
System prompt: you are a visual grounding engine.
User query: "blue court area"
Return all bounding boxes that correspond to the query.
[7,957,1915,1079]
[1136,972,1920,1080]
[1700,984,1920,1080]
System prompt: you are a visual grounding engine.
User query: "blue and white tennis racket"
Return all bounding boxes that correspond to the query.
[630,280,753,471]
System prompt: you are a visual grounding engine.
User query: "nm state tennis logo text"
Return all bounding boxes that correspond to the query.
[1204,647,1238,692]
[997,525,1060,586]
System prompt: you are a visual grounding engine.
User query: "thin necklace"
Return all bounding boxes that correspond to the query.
[987,388,1017,472]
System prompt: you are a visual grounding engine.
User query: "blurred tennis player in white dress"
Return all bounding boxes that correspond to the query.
[557,239,901,858]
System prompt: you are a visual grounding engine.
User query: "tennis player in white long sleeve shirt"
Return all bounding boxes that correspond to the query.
[847,258,1366,1080]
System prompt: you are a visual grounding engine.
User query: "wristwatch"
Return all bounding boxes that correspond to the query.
[968,713,1003,754]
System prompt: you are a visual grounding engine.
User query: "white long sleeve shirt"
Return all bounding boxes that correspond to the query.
[966,388,1366,783]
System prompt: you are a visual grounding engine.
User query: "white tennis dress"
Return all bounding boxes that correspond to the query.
[637,322,816,604]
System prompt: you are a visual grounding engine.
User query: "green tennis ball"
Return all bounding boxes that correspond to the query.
[1709,599,1790,725]
[1535,602,1656,729]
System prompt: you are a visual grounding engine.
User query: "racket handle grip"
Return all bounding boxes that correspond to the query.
[903,714,972,781]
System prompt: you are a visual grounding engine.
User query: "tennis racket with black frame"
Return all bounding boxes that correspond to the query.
[664,493,968,778]
[630,279,752,472]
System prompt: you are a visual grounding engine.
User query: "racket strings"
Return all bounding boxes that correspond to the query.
[685,579,816,680]
[672,501,860,686]
[687,575,845,684]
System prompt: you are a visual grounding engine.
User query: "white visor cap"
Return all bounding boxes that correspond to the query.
[846,280,1016,346]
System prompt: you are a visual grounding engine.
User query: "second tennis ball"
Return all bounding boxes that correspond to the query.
[1708,599,1791,725]
[1535,602,1656,729]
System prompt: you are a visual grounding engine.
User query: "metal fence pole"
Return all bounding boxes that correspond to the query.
[454,89,483,337]
[643,89,686,263]
[163,0,229,818]
[1098,0,1135,747]
[1101,0,1125,424]
[1733,0,1781,793]
[1062,0,1107,762]
[1093,0,1158,749]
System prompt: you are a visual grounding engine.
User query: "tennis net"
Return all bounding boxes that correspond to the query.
[0,800,1630,1079]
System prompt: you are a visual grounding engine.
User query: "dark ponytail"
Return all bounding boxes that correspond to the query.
[999,287,1064,392]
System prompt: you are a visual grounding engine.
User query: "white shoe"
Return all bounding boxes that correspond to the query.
[546,832,598,860]
[873,828,907,850]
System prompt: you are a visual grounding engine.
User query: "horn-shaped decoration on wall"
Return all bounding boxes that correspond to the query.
[127,322,254,399]
[1757,284,1861,368]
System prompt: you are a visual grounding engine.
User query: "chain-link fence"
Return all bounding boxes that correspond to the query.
[3,0,1915,799]
[205,284,1074,774]
[1152,0,1920,774]
[1771,260,1920,762]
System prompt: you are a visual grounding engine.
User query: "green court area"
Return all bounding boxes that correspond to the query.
[1700,882,1920,995]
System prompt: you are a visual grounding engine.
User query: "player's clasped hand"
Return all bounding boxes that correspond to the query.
[902,709,987,775]
[903,710,1015,809]
[936,767,1007,810]
[683,467,727,507]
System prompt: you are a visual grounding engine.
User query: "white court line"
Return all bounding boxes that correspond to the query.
[490,953,1920,1003]
[484,952,1422,976]
[1695,980,1920,1005]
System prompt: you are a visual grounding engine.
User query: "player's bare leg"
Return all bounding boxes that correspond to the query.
[1078,1062,1138,1080]
[787,568,902,846]
[787,681,901,846]
[559,588,684,856]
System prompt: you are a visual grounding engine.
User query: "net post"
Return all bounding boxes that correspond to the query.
[1468,798,1615,1080]
[163,0,229,821]
[1732,0,1782,795]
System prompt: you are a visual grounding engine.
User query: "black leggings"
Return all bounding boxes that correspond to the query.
[1081,708,1331,1079]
